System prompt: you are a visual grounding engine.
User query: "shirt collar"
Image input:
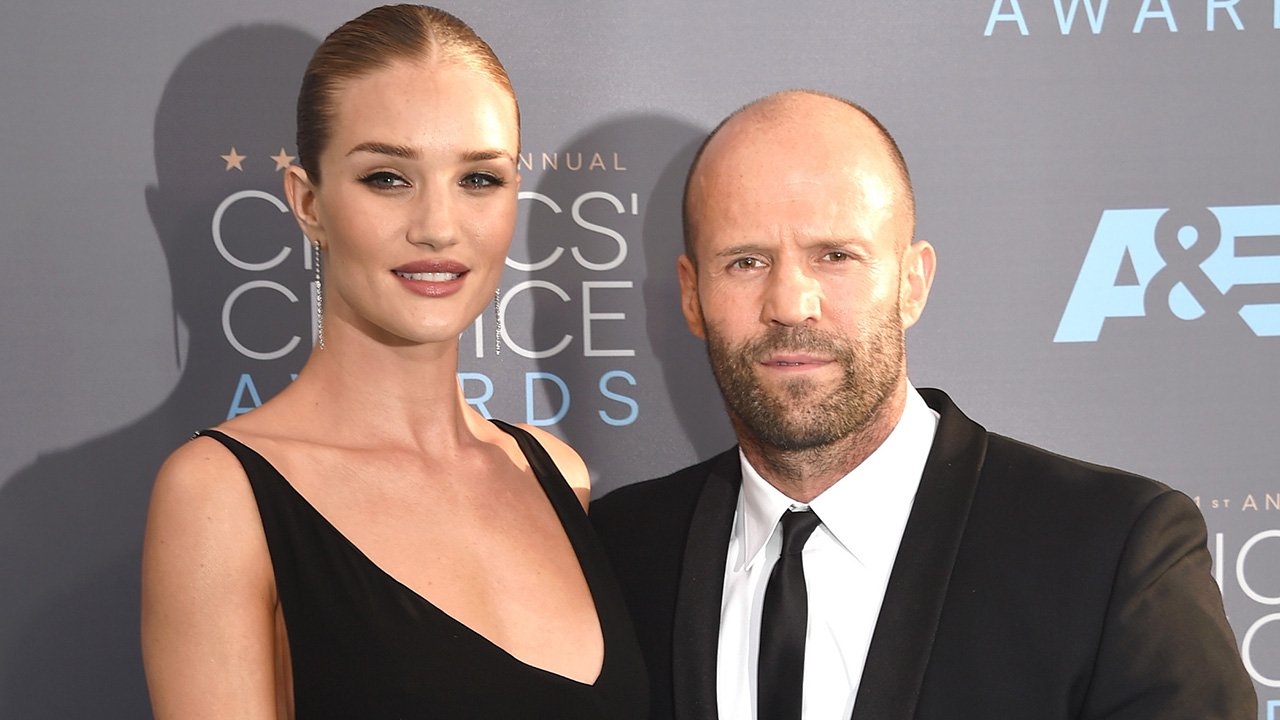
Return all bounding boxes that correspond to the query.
[734,384,939,574]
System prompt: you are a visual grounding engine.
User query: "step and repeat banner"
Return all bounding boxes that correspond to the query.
[1,1,1276,716]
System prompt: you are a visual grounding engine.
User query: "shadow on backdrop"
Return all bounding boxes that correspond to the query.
[521,115,733,496]
[0,26,318,717]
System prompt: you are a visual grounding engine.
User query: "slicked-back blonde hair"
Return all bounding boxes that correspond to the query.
[296,4,518,183]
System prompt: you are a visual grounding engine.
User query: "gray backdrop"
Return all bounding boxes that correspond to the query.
[2,1,1277,716]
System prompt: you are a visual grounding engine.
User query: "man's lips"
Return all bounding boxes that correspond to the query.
[759,353,833,368]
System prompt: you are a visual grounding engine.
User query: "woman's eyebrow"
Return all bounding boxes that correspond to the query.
[346,141,418,159]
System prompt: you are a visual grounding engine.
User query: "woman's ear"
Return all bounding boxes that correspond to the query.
[283,165,324,244]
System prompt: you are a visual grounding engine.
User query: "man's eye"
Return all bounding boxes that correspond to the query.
[730,257,763,270]
[825,250,849,262]
[461,172,505,190]
[358,171,409,189]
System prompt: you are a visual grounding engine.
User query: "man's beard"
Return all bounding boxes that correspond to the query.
[703,304,905,453]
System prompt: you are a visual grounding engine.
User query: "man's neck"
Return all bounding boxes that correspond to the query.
[736,387,907,503]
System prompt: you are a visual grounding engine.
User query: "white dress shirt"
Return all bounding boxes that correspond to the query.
[716,386,939,720]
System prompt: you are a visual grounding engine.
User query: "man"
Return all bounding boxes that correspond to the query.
[590,90,1254,720]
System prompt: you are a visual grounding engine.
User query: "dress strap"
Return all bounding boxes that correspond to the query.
[488,420,574,497]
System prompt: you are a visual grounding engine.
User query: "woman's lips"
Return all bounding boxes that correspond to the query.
[393,269,462,282]
[391,260,469,297]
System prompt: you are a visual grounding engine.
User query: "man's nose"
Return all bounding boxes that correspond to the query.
[760,263,822,327]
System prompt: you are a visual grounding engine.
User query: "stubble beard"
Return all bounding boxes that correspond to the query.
[703,301,905,459]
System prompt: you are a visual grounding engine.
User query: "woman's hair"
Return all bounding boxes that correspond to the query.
[296,4,518,183]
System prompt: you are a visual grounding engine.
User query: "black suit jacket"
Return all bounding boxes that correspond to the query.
[590,388,1255,719]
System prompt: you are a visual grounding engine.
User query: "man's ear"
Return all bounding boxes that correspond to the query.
[677,254,706,339]
[899,239,935,330]
[283,165,324,245]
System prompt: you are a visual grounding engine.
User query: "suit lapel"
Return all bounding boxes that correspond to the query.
[672,449,741,720]
[850,389,987,720]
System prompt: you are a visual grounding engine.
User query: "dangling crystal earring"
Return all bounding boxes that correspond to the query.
[493,287,501,356]
[313,241,325,350]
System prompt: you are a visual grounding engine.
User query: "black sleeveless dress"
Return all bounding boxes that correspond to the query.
[198,422,648,719]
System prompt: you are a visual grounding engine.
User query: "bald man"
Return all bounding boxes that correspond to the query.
[590,91,1254,720]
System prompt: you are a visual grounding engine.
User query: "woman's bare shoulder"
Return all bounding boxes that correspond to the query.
[153,434,252,499]
[146,434,271,573]
[142,435,279,718]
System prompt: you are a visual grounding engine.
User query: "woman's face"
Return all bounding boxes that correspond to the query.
[293,58,519,348]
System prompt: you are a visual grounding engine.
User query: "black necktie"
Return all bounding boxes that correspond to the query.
[758,508,822,720]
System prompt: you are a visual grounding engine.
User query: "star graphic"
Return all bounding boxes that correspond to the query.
[220,147,246,171]
[270,147,296,171]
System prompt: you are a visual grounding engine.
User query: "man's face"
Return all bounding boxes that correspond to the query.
[678,100,931,451]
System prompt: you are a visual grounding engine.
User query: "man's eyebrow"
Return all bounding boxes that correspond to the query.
[809,238,872,251]
[712,238,873,257]
[715,244,766,257]
[346,142,418,159]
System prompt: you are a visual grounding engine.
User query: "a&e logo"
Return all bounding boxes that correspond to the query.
[1055,205,1280,342]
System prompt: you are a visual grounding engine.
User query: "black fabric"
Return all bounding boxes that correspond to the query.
[591,388,1256,720]
[199,421,647,720]
[758,509,821,720]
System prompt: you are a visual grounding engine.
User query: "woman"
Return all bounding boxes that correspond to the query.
[141,6,646,718]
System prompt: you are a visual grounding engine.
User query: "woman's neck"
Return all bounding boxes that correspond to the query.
[284,326,484,452]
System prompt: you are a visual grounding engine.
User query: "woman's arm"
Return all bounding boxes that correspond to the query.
[141,437,285,719]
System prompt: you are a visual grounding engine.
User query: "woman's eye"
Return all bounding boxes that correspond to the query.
[358,171,409,189]
[461,172,505,190]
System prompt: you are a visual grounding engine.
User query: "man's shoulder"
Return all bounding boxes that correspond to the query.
[594,448,735,512]
[589,450,736,587]
[970,431,1202,548]
[984,431,1172,505]
[922,387,1174,510]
